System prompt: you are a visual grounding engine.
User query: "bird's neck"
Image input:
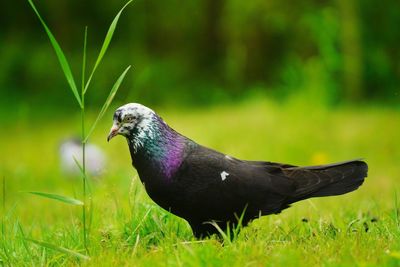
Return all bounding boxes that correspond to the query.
[127,115,189,180]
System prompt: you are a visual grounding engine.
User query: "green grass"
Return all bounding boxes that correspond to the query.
[1,98,400,266]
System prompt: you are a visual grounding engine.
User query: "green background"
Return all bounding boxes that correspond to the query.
[1,0,399,110]
[1,1,400,266]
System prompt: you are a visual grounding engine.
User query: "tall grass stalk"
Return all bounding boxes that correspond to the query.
[81,26,88,252]
[27,0,132,257]
[1,176,5,238]
[394,190,399,228]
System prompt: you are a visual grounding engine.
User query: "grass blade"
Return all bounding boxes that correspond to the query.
[17,222,34,259]
[25,191,84,206]
[232,206,247,238]
[84,65,131,142]
[27,0,82,107]
[2,176,5,237]
[205,221,231,244]
[394,190,399,228]
[25,238,90,261]
[72,156,84,174]
[40,247,46,266]
[82,27,88,95]
[72,155,93,193]
[84,0,132,94]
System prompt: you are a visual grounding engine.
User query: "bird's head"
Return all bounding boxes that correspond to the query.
[107,103,156,142]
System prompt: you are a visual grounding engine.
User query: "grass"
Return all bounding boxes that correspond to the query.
[0,98,400,266]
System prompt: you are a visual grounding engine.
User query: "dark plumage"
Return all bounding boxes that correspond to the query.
[108,103,368,238]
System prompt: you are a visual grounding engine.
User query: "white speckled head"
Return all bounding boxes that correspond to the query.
[107,103,156,142]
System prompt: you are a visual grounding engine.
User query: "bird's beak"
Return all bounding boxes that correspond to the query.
[107,124,120,142]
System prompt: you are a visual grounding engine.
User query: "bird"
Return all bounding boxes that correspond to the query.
[59,138,106,178]
[107,103,368,238]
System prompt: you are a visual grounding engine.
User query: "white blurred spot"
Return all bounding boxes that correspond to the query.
[59,139,106,178]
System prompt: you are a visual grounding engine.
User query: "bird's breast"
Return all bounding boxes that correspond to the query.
[137,170,184,214]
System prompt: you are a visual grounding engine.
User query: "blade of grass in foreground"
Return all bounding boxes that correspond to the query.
[84,65,131,142]
[84,0,133,94]
[81,27,88,95]
[2,176,5,237]
[18,222,34,259]
[25,191,84,206]
[394,190,399,228]
[25,238,90,261]
[72,155,93,193]
[72,156,84,174]
[27,0,82,108]
[206,221,231,244]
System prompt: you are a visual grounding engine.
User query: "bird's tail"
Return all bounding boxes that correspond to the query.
[283,160,368,204]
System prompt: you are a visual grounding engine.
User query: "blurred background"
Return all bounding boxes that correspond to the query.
[1,0,399,115]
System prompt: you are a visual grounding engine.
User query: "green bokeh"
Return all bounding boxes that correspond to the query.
[1,0,399,111]
[1,1,400,265]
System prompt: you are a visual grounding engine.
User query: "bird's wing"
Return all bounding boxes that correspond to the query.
[175,145,298,220]
[175,145,367,222]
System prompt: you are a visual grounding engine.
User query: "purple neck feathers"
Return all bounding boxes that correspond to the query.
[128,115,190,180]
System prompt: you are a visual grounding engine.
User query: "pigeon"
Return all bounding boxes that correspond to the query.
[60,138,106,178]
[107,103,368,238]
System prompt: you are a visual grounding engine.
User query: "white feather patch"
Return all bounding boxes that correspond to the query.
[220,171,229,181]
[225,155,233,160]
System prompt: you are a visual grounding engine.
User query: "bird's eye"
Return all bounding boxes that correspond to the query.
[124,116,136,123]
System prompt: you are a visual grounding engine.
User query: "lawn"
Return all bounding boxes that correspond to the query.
[1,98,400,266]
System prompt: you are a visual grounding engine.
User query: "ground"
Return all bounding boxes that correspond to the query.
[1,98,400,266]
